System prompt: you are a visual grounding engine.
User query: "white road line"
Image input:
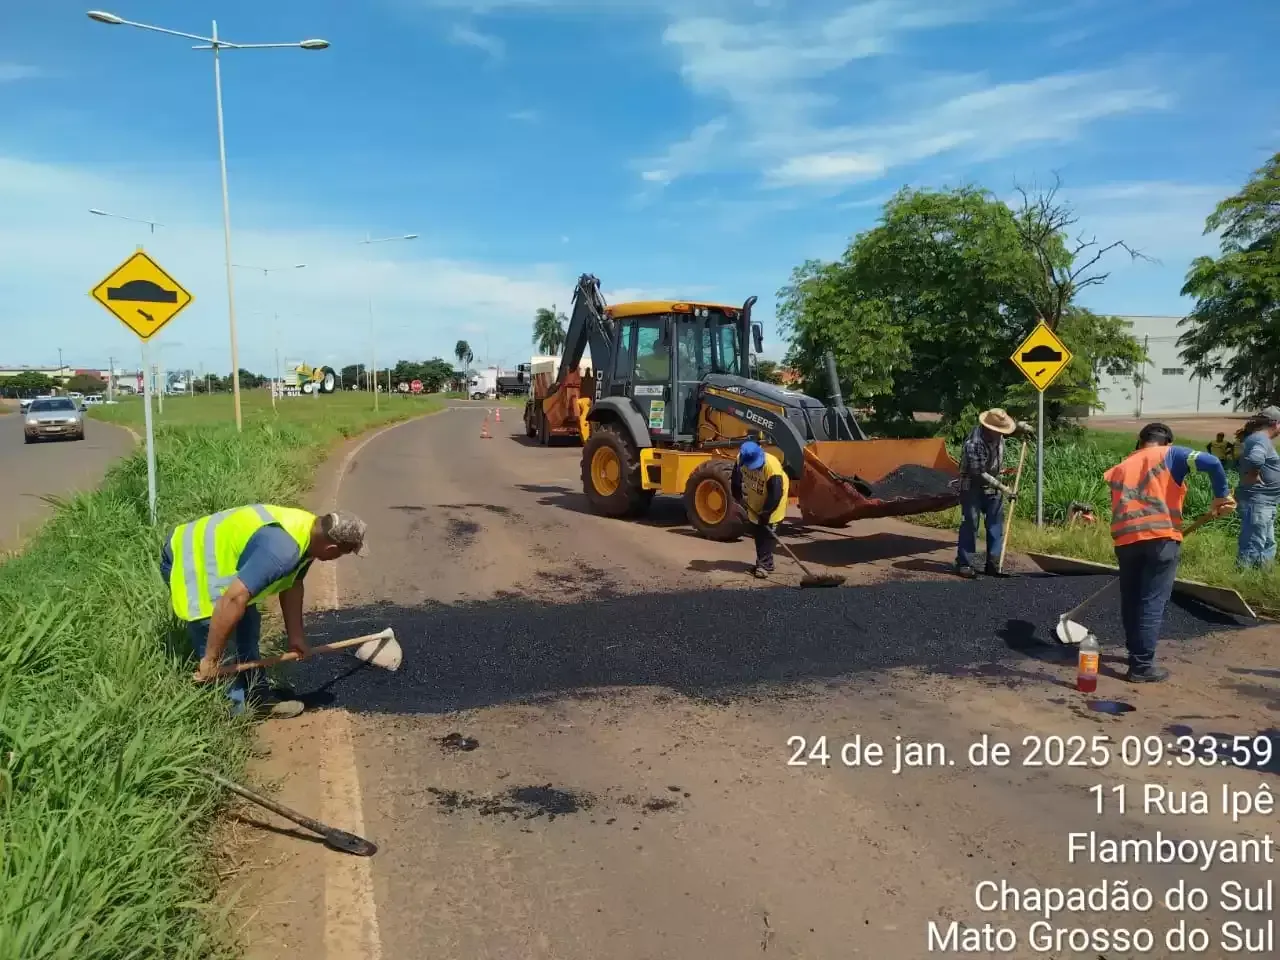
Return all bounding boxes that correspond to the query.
[318,412,434,960]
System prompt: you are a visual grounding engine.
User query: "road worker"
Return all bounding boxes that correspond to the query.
[955,408,1034,578]
[160,505,367,718]
[1105,423,1234,682]
[732,440,789,578]
[1206,431,1236,465]
[1233,407,1280,568]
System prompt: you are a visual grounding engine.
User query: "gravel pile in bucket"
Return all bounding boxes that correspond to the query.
[867,464,958,500]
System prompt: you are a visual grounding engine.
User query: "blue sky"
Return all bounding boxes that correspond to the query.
[1,0,1276,375]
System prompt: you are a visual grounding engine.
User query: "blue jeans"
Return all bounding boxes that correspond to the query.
[957,488,1003,569]
[1115,538,1180,672]
[1237,499,1277,568]
[188,606,264,714]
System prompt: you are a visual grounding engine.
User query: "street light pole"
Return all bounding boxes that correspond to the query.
[232,263,306,412]
[87,11,329,432]
[357,233,418,411]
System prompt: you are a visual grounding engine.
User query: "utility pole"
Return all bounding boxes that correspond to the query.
[107,356,115,401]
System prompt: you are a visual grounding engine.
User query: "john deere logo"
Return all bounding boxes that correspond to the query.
[743,408,774,429]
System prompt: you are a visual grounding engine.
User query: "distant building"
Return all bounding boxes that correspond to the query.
[1093,315,1237,417]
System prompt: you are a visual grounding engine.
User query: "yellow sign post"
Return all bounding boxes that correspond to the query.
[1010,322,1072,392]
[1010,322,1073,530]
[89,249,193,526]
[90,249,193,341]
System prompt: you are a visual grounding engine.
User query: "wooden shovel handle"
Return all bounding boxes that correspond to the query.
[215,629,394,677]
[997,440,1029,574]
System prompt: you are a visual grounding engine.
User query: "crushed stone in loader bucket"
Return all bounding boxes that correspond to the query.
[796,438,961,527]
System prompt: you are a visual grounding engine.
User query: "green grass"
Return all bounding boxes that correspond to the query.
[910,434,1280,613]
[0,391,441,959]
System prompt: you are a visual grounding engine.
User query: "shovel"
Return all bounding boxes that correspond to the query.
[217,627,402,676]
[1054,512,1219,644]
[203,768,377,857]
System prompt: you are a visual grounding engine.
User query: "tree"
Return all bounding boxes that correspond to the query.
[1177,152,1280,409]
[754,359,784,385]
[1012,175,1147,330]
[66,373,107,395]
[454,340,474,389]
[532,306,568,355]
[340,364,366,389]
[0,371,54,396]
[778,185,1146,430]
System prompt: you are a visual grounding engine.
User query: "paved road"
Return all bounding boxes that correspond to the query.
[0,411,134,552]
[241,407,1279,960]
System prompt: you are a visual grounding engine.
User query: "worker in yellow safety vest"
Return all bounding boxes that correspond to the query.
[160,505,367,718]
[731,440,790,578]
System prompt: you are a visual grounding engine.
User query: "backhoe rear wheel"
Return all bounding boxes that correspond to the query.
[581,423,652,518]
[684,459,744,541]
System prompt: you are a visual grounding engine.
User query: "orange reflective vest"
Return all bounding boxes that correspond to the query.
[1104,446,1186,547]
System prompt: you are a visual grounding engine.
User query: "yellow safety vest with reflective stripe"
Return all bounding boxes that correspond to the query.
[168,504,317,622]
[741,452,789,526]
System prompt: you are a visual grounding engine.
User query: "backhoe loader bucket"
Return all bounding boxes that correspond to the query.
[796,438,960,527]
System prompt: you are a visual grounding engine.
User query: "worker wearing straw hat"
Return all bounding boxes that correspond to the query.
[955,408,1033,579]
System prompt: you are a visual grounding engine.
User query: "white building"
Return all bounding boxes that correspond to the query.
[1093,315,1237,417]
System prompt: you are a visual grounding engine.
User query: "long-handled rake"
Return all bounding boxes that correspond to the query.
[766,526,846,589]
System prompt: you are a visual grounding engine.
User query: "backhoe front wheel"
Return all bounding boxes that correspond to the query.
[581,424,652,518]
[684,459,744,541]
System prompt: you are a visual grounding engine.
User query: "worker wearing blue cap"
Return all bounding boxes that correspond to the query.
[731,440,790,578]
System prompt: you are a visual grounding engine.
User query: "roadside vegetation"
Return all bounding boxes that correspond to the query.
[0,390,440,959]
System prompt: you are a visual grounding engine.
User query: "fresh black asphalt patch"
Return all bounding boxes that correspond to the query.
[291,574,1245,715]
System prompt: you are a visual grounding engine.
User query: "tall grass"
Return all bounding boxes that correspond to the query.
[913,435,1280,612]
[0,393,440,959]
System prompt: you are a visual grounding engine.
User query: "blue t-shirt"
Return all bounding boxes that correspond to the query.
[1162,446,1229,499]
[160,525,309,598]
[1237,431,1280,502]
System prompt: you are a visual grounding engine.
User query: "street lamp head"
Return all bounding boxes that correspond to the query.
[89,208,109,216]
[299,38,330,50]
[87,10,125,24]
[403,234,419,240]
[293,263,307,269]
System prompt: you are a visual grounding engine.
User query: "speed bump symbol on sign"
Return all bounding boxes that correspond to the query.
[1011,322,1073,392]
[90,250,193,341]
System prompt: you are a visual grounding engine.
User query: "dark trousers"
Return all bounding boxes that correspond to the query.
[1115,538,1181,672]
[752,520,777,570]
[957,488,1003,569]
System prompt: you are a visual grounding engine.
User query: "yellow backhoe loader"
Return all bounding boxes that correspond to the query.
[561,274,961,540]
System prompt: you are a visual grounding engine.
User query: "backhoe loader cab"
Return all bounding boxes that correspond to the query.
[571,279,962,542]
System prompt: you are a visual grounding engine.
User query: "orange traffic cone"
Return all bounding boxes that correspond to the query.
[494,406,502,423]
[480,414,492,439]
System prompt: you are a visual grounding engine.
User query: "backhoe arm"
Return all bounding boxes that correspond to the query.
[555,274,612,389]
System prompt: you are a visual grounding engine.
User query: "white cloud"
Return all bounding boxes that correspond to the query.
[636,117,728,188]
[508,108,540,122]
[449,24,506,59]
[766,152,885,186]
[0,63,43,82]
[0,154,605,372]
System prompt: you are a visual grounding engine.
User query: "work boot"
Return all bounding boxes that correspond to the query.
[954,563,977,579]
[984,561,1007,578]
[1125,665,1170,684]
[752,565,771,579]
[248,687,305,720]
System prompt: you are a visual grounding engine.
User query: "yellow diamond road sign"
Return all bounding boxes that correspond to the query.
[1011,322,1072,392]
[90,250,193,341]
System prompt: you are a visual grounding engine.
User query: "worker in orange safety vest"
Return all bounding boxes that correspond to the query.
[1103,422,1235,683]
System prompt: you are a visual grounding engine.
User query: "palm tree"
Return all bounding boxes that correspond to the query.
[454,340,474,393]
[532,305,568,355]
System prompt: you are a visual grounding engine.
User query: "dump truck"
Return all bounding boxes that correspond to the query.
[564,275,962,540]
[523,282,604,445]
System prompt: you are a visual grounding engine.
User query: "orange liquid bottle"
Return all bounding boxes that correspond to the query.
[1076,634,1100,693]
